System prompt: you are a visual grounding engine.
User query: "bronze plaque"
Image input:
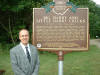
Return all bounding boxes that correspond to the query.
[32,1,89,51]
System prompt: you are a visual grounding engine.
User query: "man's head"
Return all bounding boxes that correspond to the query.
[19,29,29,46]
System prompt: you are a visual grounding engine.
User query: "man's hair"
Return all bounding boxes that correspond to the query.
[19,29,29,35]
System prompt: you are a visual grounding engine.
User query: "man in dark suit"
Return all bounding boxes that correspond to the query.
[10,29,39,75]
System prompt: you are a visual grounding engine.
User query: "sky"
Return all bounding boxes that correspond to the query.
[92,0,100,5]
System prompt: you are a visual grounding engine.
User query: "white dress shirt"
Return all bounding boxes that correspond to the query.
[20,42,31,56]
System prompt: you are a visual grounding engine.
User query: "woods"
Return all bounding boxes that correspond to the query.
[0,0,100,49]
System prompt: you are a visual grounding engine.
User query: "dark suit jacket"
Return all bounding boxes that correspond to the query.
[10,44,39,75]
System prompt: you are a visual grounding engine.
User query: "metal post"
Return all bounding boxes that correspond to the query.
[58,61,63,75]
[58,51,63,75]
[55,51,70,75]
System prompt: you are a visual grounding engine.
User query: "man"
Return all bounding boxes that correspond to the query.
[10,29,39,75]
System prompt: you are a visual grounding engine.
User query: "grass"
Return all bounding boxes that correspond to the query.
[0,45,100,75]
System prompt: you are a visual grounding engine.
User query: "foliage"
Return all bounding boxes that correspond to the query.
[0,0,100,50]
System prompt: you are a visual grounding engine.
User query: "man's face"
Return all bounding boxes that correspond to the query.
[19,30,29,45]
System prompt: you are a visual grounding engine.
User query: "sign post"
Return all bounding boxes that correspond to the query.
[54,51,71,75]
[58,51,63,75]
[32,0,89,75]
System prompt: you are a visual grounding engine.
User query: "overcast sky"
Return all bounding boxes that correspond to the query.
[92,0,100,5]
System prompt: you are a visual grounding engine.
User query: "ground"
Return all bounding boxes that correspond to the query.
[90,39,100,48]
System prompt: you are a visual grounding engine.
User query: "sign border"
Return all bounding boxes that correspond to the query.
[32,8,89,51]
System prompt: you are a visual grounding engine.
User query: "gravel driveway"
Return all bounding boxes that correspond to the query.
[90,39,100,48]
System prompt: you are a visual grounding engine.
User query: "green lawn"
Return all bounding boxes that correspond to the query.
[0,45,100,75]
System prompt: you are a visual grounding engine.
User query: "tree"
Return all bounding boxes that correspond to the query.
[0,0,100,50]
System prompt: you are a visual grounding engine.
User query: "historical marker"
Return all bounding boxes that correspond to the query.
[32,0,89,51]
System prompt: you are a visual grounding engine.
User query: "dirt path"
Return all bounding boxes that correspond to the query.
[90,39,100,48]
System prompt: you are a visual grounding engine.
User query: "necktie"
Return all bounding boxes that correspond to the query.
[25,47,31,63]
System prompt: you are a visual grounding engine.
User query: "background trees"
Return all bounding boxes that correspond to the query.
[0,0,100,50]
